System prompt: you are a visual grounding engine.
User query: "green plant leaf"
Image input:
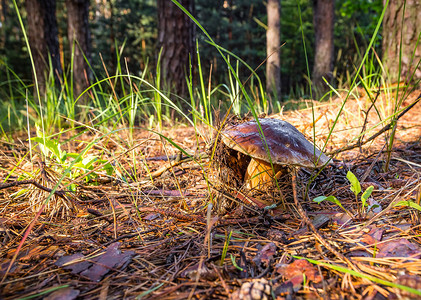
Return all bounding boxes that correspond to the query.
[32,137,64,162]
[230,254,243,271]
[394,200,421,212]
[361,186,374,207]
[294,256,421,297]
[313,195,346,211]
[221,230,232,266]
[347,171,361,196]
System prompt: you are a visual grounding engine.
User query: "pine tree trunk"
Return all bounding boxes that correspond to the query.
[26,0,62,95]
[312,0,334,97]
[266,0,281,99]
[1,0,8,51]
[66,0,91,102]
[157,0,195,98]
[383,0,421,83]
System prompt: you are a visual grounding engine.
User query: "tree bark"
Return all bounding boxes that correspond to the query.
[383,0,421,83]
[266,0,281,99]
[66,0,91,102]
[26,0,62,95]
[157,0,195,98]
[312,0,334,97]
[0,0,8,52]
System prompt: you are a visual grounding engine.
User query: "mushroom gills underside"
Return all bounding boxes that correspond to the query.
[244,158,286,190]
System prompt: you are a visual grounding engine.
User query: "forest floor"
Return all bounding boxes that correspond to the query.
[1,89,421,299]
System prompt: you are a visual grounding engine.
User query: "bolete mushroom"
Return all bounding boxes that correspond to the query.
[221,118,330,190]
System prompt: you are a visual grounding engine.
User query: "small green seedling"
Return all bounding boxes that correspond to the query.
[32,127,114,186]
[220,230,233,266]
[313,195,352,217]
[346,171,374,215]
[313,171,374,217]
[394,200,421,212]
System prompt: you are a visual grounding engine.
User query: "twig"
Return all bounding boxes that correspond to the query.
[327,93,421,156]
[291,170,359,271]
[0,179,70,201]
[150,152,208,179]
[357,88,381,152]
[136,206,272,226]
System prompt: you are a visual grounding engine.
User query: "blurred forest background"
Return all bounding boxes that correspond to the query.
[0,0,419,130]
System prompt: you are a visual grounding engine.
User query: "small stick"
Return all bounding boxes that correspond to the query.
[291,170,359,271]
[150,152,208,179]
[0,179,69,201]
[328,93,421,156]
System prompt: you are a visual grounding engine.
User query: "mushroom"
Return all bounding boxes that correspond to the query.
[221,118,330,190]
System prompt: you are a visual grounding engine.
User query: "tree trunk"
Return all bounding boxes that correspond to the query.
[312,0,334,97]
[66,0,91,102]
[26,0,62,95]
[1,0,7,50]
[266,0,281,99]
[157,0,195,98]
[383,0,421,83]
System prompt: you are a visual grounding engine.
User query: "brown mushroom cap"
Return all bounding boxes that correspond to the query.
[221,118,330,167]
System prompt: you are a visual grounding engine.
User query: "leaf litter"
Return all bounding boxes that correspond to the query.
[0,91,421,299]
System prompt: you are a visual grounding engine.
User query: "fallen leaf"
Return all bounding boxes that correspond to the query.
[0,260,18,276]
[361,226,384,245]
[80,242,135,282]
[368,198,382,213]
[44,287,80,300]
[55,253,92,274]
[275,259,322,283]
[377,238,421,258]
[180,263,217,280]
[266,229,285,242]
[253,242,276,266]
[143,213,160,221]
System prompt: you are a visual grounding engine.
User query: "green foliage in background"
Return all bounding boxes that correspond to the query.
[90,0,157,75]
[0,0,384,131]
[1,0,384,92]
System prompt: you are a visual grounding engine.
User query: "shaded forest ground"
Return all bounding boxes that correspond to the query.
[1,90,421,299]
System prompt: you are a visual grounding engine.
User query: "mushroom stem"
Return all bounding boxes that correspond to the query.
[245,158,283,190]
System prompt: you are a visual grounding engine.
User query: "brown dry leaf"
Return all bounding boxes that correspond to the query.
[0,260,18,276]
[180,263,218,280]
[275,259,322,283]
[143,213,160,221]
[360,225,384,245]
[253,242,276,266]
[266,228,285,242]
[55,253,92,274]
[377,238,421,258]
[80,242,135,282]
[44,287,80,300]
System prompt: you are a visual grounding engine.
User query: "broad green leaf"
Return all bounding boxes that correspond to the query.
[361,186,374,207]
[103,163,114,176]
[313,195,346,211]
[313,195,329,204]
[347,171,361,196]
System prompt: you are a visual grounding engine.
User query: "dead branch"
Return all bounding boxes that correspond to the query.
[328,93,421,156]
[0,179,70,201]
[150,152,208,179]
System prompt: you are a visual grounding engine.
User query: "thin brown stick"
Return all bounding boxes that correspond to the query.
[357,88,381,152]
[150,152,207,179]
[327,93,421,156]
[291,170,358,271]
[0,179,69,200]
[136,206,271,226]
